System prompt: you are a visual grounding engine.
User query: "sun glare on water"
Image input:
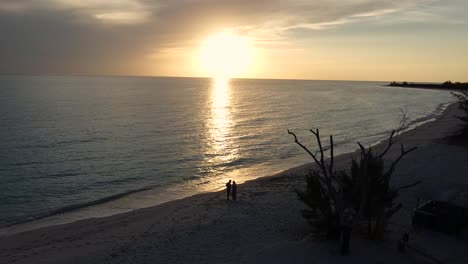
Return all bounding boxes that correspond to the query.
[199,31,252,79]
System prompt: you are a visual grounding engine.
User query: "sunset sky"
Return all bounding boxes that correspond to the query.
[1,0,467,81]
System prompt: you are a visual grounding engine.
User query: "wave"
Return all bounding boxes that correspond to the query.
[17,137,108,150]
[93,176,142,186]
[400,101,453,132]
[1,186,154,228]
[353,101,456,151]
[298,101,456,157]
[9,161,45,166]
[56,138,108,145]
[31,172,82,180]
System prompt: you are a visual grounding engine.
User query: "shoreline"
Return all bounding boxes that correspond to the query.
[0,100,453,236]
[1,102,467,263]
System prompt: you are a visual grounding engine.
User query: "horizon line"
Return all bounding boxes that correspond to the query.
[0,73,462,84]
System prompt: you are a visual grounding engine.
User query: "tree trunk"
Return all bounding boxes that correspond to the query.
[373,208,387,240]
[340,226,351,255]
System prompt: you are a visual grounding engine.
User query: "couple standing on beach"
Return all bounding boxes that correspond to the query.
[225,180,237,200]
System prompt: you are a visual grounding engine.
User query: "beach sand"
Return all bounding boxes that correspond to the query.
[1,103,468,264]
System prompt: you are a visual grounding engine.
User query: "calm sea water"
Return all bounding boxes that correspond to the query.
[0,75,453,227]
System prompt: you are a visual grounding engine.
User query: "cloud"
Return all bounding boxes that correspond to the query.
[0,0,464,75]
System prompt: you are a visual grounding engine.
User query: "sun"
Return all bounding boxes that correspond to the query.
[198,31,252,79]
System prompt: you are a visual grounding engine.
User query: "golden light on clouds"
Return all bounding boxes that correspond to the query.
[94,11,148,24]
[1,1,468,81]
[198,31,253,79]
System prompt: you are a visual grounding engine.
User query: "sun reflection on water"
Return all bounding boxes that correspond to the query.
[208,77,236,159]
[196,78,247,192]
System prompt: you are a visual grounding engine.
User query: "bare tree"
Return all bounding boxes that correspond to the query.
[352,134,418,239]
[290,110,421,245]
[288,129,345,239]
[350,109,420,239]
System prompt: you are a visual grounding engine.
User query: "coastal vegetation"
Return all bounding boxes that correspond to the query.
[287,129,343,240]
[452,89,468,121]
[451,89,468,142]
[288,116,420,254]
[388,81,468,90]
[347,136,419,240]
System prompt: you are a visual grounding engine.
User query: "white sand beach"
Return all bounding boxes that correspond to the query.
[1,103,467,264]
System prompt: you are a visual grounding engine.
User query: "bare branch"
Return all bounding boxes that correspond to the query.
[357,142,367,158]
[377,130,396,159]
[384,144,417,178]
[310,129,328,177]
[376,108,409,159]
[397,106,409,134]
[395,180,422,191]
[310,130,323,160]
[309,129,319,137]
[386,203,402,218]
[288,129,321,168]
[329,135,334,177]
[314,149,319,157]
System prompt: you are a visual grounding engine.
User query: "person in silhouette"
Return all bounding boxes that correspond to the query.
[232,181,237,201]
[225,180,232,200]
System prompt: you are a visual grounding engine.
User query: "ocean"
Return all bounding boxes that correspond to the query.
[0,75,453,229]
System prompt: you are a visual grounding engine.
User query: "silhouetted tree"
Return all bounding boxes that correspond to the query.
[288,129,345,240]
[452,90,468,123]
[346,110,419,239]
[451,90,468,142]
[344,140,419,240]
[296,169,341,239]
[290,111,420,246]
